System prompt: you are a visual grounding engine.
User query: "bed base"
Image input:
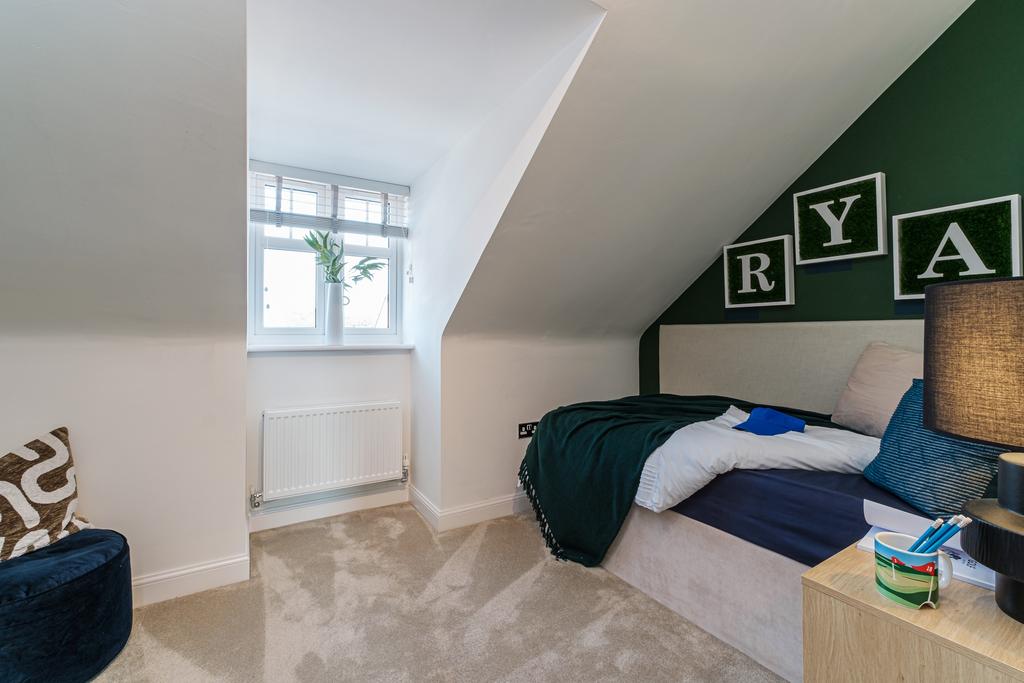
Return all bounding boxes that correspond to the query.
[603,506,806,682]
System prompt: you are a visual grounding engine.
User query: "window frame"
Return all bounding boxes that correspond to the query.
[248,177,401,341]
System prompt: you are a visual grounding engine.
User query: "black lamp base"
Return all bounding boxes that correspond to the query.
[961,454,1024,624]
[995,574,1024,623]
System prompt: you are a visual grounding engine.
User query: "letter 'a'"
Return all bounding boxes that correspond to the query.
[918,222,996,280]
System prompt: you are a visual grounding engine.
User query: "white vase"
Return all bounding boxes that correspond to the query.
[325,282,344,345]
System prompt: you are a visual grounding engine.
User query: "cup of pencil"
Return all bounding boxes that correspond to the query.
[873,516,970,609]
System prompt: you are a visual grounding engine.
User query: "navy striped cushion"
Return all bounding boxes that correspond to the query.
[863,379,1002,517]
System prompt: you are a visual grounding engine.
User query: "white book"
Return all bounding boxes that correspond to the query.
[862,499,963,550]
[857,500,994,591]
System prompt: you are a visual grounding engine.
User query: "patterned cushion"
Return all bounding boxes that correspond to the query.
[0,427,89,562]
[863,379,1003,517]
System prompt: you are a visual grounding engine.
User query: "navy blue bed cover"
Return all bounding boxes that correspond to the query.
[669,469,920,567]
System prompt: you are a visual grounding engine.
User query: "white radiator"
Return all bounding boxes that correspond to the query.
[261,402,403,502]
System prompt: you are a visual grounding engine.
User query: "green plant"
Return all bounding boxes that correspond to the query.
[303,230,386,301]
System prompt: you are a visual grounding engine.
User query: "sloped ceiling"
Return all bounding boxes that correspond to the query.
[249,0,601,185]
[446,0,972,337]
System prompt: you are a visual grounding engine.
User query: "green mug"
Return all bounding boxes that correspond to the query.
[874,531,952,609]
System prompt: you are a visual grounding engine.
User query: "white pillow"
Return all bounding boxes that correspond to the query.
[832,341,923,437]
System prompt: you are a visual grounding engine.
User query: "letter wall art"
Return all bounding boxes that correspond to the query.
[720,171,1021,309]
[892,194,1021,300]
[723,235,795,308]
[792,172,886,265]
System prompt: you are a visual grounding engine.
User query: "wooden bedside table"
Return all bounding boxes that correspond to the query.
[802,544,1024,682]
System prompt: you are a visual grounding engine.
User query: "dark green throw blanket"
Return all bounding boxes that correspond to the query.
[518,394,835,566]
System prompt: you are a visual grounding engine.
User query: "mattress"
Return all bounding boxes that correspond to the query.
[670,469,919,567]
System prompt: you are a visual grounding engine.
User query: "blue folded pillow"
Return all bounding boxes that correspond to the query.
[863,379,1002,517]
[734,407,806,436]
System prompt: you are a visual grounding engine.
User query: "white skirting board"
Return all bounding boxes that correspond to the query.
[409,485,531,532]
[248,486,409,533]
[132,487,522,607]
[132,554,250,607]
[134,487,411,606]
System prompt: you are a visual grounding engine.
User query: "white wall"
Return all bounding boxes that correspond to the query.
[440,335,637,510]
[0,0,248,337]
[245,350,411,508]
[0,337,248,586]
[0,0,248,604]
[406,15,604,512]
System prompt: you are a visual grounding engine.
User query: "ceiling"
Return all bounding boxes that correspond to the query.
[248,0,603,185]
[446,0,973,337]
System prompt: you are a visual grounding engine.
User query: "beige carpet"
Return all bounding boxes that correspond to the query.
[98,504,781,682]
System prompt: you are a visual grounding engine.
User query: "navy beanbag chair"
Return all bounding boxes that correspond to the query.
[0,529,132,682]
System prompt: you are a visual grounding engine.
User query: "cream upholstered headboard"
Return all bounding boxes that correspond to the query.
[659,320,924,414]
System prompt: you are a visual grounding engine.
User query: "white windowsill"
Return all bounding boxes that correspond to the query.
[247,341,414,354]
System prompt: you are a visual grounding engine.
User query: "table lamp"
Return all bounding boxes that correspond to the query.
[924,277,1024,623]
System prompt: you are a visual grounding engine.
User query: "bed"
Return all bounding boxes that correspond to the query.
[532,320,926,682]
[671,468,918,567]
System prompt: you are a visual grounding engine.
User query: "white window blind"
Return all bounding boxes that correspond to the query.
[248,163,409,238]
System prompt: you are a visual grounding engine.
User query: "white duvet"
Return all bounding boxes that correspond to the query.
[634,406,881,513]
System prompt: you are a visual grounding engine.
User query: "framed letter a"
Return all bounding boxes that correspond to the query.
[892,195,1021,300]
[723,235,795,309]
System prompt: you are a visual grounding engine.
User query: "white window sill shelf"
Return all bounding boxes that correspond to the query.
[247,342,414,354]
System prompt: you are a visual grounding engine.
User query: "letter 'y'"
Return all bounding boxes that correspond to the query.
[808,194,860,247]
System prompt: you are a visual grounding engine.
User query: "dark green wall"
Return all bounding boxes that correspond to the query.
[640,0,1024,394]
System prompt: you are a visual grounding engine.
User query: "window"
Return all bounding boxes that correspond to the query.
[248,166,409,343]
